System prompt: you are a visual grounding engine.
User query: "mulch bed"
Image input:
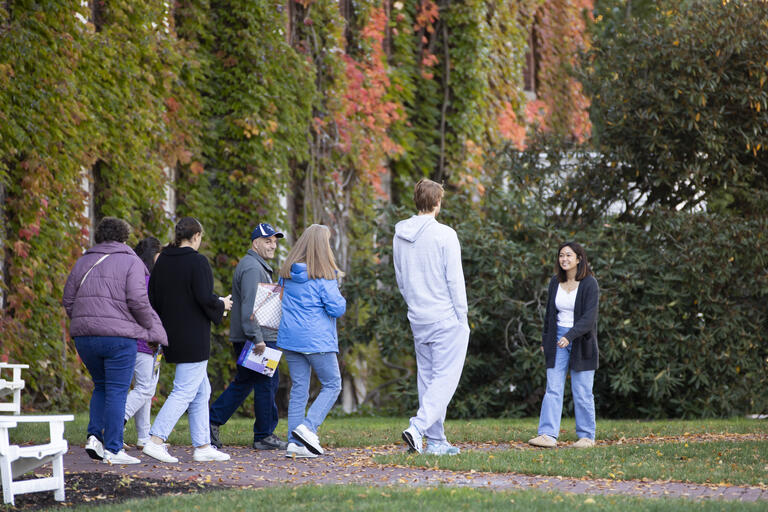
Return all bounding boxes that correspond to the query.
[5,472,224,510]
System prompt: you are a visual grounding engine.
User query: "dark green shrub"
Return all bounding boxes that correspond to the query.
[582,0,768,216]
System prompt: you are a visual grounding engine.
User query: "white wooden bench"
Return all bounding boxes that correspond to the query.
[0,414,74,506]
[0,363,29,415]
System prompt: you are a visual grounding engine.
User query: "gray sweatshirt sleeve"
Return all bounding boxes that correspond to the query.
[444,231,468,325]
[239,267,264,343]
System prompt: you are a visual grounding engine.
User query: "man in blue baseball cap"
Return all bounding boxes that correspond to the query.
[209,223,288,451]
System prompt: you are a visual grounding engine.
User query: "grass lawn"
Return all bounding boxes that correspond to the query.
[11,414,766,449]
[37,485,768,512]
[376,440,768,486]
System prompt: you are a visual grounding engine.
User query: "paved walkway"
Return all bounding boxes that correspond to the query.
[63,441,768,503]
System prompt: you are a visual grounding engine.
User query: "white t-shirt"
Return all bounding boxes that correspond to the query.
[555,282,580,328]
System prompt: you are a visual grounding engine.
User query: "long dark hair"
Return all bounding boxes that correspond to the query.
[171,217,203,247]
[555,242,593,282]
[134,237,161,272]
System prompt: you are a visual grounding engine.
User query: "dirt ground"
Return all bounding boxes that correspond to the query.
[5,472,223,510]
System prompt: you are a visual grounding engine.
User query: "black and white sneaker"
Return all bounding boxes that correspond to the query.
[292,424,323,455]
[85,435,104,461]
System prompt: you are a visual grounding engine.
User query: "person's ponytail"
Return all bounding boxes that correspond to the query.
[172,217,203,247]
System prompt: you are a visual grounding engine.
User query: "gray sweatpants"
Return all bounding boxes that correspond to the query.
[409,316,470,442]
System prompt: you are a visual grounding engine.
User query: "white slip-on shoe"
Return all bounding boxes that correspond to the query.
[103,449,141,465]
[528,434,557,448]
[85,435,104,461]
[401,424,423,454]
[572,437,595,448]
[193,445,231,462]
[142,441,179,463]
[292,424,323,455]
[285,442,318,459]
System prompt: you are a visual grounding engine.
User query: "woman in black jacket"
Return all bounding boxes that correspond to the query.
[142,217,233,463]
[529,242,599,449]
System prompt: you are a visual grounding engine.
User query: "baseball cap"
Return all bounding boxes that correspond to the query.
[251,223,285,240]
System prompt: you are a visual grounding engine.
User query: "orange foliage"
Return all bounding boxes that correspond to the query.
[333,7,404,198]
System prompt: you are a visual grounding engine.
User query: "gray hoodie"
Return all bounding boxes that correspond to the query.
[393,215,468,326]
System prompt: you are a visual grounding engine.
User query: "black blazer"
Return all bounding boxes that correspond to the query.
[149,246,225,363]
[541,274,599,371]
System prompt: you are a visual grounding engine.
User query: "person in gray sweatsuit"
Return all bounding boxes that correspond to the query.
[209,223,288,451]
[394,179,470,456]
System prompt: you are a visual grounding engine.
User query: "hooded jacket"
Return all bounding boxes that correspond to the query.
[276,262,346,354]
[393,215,468,326]
[148,246,225,363]
[62,241,167,345]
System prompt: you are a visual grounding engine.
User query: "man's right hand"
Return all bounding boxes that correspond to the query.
[252,342,267,355]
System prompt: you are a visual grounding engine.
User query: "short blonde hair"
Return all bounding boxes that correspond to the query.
[279,224,344,280]
[413,178,444,212]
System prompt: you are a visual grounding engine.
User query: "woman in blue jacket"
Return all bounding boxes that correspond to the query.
[277,224,346,458]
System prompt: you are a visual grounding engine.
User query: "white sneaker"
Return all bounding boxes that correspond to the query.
[85,435,104,461]
[402,424,423,454]
[285,442,318,458]
[142,440,179,463]
[292,424,323,455]
[136,437,150,449]
[103,449,141,465]
[528,434,557,448]
[193,445,231,462]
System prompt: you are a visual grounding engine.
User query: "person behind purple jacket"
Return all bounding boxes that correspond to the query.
[123,237,162,449]
[63,217,167,465]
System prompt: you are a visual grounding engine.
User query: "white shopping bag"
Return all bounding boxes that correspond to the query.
[251,281,283,330]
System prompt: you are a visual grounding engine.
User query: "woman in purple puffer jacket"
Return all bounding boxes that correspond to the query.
[123,237,162,449]
[63,218,167,465]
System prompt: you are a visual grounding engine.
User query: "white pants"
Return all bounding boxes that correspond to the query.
[409,316,469,442]
[124,351,159,441]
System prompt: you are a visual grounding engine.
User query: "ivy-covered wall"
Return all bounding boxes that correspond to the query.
[1,0,590,410]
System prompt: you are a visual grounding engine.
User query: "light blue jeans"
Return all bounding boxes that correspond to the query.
[124,351,160,441]
[149,360,211,447]
[284,351,342,445]
[538,325,596,440]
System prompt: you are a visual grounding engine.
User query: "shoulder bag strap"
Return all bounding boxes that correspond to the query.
[79,254,110,287]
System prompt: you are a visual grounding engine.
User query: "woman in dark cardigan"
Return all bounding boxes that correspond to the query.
[142,217,233,463]
[529,242,599,449]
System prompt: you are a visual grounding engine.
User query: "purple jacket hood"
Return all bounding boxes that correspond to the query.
[62,241,167,345]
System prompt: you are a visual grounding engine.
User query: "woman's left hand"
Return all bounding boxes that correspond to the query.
[557,336,570,348]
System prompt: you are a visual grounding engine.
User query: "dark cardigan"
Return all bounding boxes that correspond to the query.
[148,246,225,364]
[541,274,599,371]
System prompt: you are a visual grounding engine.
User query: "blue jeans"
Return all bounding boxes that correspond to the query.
[284,350,341,444]
[149,360,211,447]
[209,342,280,441]
[75,336,137,454]
[538,325,596,440]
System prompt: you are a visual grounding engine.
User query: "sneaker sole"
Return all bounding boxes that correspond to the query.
[292,429,322,455]
[285,451,317,459]
[142,448,178,463]
[85,447,103,461]
[402,431,420,453]
[253,443,284,450]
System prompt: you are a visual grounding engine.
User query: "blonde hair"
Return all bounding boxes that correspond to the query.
[279,224,344,280]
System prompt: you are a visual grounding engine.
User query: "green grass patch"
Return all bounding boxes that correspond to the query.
[376,440,768,486]
[36,485,768,512]
[9,414,766,449]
